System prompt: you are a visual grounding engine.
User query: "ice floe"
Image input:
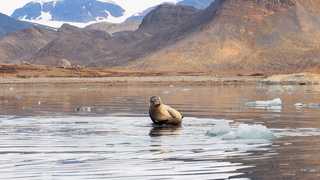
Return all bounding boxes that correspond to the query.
[206,121,274,140]
[294,103,320,109]
[75,106,92,112]
[246,98,282,107]
[206,120,320,140]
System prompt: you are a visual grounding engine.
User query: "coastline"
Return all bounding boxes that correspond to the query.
[0,73,319,85]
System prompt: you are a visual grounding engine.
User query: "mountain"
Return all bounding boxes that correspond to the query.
[126,0,214,21]
[29,3,200,67]
[138,3,199,34]
[6,0,214,28]
[85,19,141,34]
[126,7,157,22]
[0,27,57,64]
[2,0,320,75]
[177,0,215,9]
[30,24,111,66]
[11,0,125,24]
[129,0,320,74]
[0,13,32,37]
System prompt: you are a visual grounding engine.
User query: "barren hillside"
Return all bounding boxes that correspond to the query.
[131,0,320,74]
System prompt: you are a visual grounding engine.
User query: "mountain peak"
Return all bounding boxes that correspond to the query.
[139,3,199,34]
[12,0,125,23]
[0,13,32,37]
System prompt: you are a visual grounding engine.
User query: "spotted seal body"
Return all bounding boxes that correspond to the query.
[149,96,183,125]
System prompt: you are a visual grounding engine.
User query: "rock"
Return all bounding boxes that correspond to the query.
[57,59,72,68]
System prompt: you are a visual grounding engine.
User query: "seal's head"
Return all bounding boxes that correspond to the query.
[150,96,162,107]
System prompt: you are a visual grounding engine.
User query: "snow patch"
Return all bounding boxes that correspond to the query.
[19,18,97,28]
[37,11,52,20]
[32,0,61,6]
[104,10,127,23]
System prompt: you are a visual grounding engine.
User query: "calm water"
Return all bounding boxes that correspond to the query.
[0,84,320,179]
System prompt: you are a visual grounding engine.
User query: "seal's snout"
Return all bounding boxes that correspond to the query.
[150,96,161,106]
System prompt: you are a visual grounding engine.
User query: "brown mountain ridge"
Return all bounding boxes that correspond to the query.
[131,0,320,74]
[1,0,320,75]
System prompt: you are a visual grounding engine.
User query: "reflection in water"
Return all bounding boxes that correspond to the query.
[0,84,320,179]
[149,126,182,137]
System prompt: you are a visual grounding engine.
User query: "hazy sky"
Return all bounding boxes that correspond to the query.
[0,0,179,16]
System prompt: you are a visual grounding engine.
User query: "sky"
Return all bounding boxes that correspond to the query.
[0,0,179,16]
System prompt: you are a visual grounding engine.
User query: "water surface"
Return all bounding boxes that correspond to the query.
[0,84,320,179]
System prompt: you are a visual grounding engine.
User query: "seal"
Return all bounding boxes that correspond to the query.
[149,96,183,126]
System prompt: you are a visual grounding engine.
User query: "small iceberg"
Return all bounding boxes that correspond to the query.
[246,98,282,107]
[206,122,274,140]
[75,106,92,112]
[295,103,320,109]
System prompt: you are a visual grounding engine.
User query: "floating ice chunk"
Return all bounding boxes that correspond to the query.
[162,91,170,94]
[207,122,274,140]
[273,128,320,137]
[294,103,320,109]
[182,88,191,92]
[253,105,282,112]
[308,103,320,109]
[294,103,306,108]
[207,121,231,136]
[235,124,274,140]
[246,98,282,107]
[75,106,92,112]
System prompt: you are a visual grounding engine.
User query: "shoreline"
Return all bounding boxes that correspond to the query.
[0,73,319,85]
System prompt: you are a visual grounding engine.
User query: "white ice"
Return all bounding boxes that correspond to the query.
[207,121,274,140]
[246,98,282,107]
[295,103,320,109]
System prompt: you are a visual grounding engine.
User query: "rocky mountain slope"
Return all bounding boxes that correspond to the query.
[0,13,32,37]
[178,0,215,9]
[29,4,200,67]
[131,0,320,74]
[0,27,57,64]
[6,0,212,28]
[85,19,141,34]
[75,0,215,33]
